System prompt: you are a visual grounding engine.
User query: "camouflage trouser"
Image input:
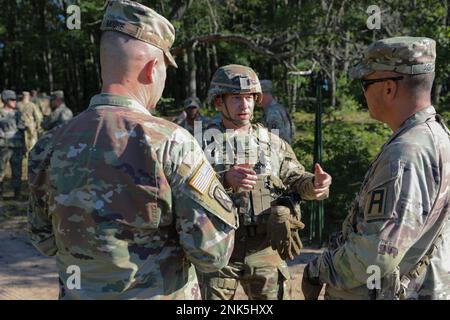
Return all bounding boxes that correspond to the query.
[0,147,24,189]
[198,246,291,300]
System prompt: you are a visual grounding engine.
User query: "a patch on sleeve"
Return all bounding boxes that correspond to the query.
[188,161,215,194]
[212,182,234,212]
[364,187,387,221]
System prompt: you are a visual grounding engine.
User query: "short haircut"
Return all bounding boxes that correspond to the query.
[401,72,435,97]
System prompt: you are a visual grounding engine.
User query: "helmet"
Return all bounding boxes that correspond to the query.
[1,90,16,102]
[207,64,262,105]
[183,96,201,109]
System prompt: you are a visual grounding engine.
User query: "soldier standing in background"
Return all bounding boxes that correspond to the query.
[30,89,39,106]
[27,0,236,300]
[260,80,295,144]
[17,91,42,151]
[302,37,450,300]
[41,90,73,131]
[0,90,27,200]
[37,92,52,118]
[198,64,332,300]
[178,97,211,135]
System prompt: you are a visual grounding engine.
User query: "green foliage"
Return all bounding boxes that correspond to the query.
[292,112,391,237]
[333,74,363,116]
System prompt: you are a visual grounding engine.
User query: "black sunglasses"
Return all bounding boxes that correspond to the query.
[361,76,404,91]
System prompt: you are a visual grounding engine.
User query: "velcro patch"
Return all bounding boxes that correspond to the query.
[364,187,387,221]
[188,161,215,194]
[212,182,234,212]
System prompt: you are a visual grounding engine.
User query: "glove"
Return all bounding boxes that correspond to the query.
[301,259,323,300]
[267,205,305,260]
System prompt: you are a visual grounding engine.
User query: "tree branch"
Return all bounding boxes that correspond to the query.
[172,33,277,59]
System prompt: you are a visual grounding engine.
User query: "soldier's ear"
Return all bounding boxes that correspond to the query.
[213,96,223,110]
[384,80,398,102]
[145,58,158,84]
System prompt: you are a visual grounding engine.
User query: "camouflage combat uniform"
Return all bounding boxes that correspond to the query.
[306,37,450,300]
[28,0,237,300]
[36,95,52,118]
[0,107,26,193]
[260,80,295,144]
[178,97,212,136]
[179,114,212,136]
[28,93,237,299]
[17,98,42,151]
[262,100,295,144]
[42,103,73,131]
[198,65,326,300]
[200,121,320,300]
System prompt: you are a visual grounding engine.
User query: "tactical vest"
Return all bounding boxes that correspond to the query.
[203,123,285,228]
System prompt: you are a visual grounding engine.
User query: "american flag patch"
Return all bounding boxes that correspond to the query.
[188,161,215,194]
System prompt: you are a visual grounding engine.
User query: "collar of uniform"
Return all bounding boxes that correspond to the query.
[396,105,436,134]
[384,105,436,147]
[88,93,151,115]
[366,105,437,177]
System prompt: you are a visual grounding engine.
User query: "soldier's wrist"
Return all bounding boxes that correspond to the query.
[219,171,233,192]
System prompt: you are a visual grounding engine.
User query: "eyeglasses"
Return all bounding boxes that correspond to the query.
[361,76,404,91]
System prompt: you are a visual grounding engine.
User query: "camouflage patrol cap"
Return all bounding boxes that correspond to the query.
[101,0,178,68]
[350,36,436,79]
[51,90,64,99]
[22,91,30,96]
[1,90,16,102]
[184,97,201,109]
[207,64,262,104]
[260,80,273,93]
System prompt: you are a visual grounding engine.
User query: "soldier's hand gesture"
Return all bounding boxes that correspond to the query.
[224,165,258,192]
[313,163,332,200]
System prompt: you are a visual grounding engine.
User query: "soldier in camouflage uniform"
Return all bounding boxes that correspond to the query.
[260,80,295,144]
[302,37,450,300]
[17,91,42,151]
[0,90,27,199]
[37,92,52,118]
[177,97,211,136]
[198,64,332,300]
[41,90,73,131]
[30,89,39,106]
[28,0,236,300]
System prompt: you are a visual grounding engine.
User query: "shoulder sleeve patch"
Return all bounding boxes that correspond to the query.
[210,180,234,213]
[364,188,387,221]
[363,160,405,222]
[188,160,215,194]
[183,161,237,229]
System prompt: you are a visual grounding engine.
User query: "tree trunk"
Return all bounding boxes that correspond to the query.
[291,56,297,113]
[90,33,101,91]
[433,84,442,106]
[330,43,336,108]
[343,31,350,75]
[183,51,189,98]
[204,44,211,103]
[47,46,54,92]
[188,45,197,97]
